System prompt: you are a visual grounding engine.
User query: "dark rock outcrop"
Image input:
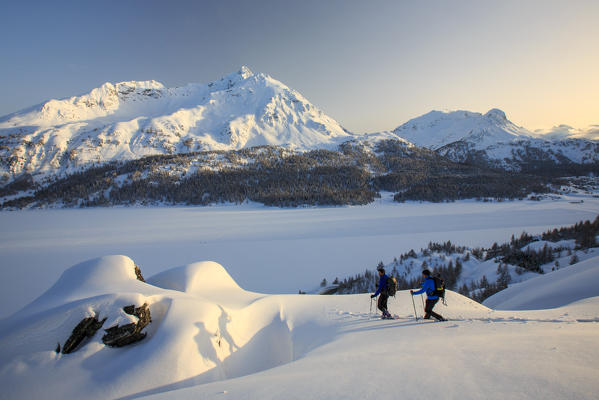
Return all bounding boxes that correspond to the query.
[134,264,145,282]
[62,315,106,354]
[102,303,151,347]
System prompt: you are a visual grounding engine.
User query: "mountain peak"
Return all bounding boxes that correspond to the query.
[484,108,507,122]
[238,65,254,79]
[393,108,531,149]
[217,65,255,87]
[114,80,165,91]
[0,66,355,181]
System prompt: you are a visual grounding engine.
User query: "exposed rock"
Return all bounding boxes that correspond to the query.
[102,303,151,347]
[134,264,145,282]
[62,315,106,354]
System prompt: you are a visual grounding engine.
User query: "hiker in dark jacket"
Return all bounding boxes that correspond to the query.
[371,267,392,319]
[410,269,446,321]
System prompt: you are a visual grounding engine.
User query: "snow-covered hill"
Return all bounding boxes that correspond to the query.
[1,255,598,399]
[393,109,599,170]
[328,232,599,305]
[0,66,358,183]
[483,254,599,310]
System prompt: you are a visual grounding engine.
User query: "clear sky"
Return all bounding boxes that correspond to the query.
[1,0,597,133]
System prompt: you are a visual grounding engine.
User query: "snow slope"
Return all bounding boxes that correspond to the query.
[483,254,599,310]
[1,255,598,400]
[0,66,357,182]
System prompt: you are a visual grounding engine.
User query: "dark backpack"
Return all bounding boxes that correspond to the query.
[385,276,398,297]
[428,276,445,299]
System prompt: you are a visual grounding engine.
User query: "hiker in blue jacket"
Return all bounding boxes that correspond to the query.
[410,269,446,321]
[371,266,392,319]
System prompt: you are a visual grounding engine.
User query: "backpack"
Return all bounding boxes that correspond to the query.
[427,276,445,299]
[385,276,398,297]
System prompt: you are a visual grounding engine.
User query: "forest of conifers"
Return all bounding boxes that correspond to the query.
[2,139,594,209]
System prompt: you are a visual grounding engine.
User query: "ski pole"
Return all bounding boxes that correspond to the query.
[370,297,373,317]
[421,294,425,311]
[411,293,418,321]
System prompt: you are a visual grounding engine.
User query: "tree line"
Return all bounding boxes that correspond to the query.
[319,217,598,303]
[0,140,578,209]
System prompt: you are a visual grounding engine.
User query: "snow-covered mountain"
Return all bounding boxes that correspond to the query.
[534,124,599,141]
[0,66,357,183]
[393,109,599,171]
[2,67,597,186]
[393,108,533,149]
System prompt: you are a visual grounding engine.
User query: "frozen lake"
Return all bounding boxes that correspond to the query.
[1,193,598,318]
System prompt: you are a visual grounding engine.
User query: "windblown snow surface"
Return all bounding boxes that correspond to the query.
[0,255,598,400]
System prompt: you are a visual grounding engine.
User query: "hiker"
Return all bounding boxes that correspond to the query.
[371,267,392,319]
[410,269,447,321]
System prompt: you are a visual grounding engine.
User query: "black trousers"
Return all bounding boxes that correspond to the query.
[424,298,444,321]
[378,294,389,313]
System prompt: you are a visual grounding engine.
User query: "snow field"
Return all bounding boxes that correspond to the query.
[1,193,598,319]
[1,255,598,399]
[147,290,599,400]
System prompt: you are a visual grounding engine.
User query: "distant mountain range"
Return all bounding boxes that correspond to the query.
[391,109,599,171]
[0,66,597,186]
[393,108,531,149]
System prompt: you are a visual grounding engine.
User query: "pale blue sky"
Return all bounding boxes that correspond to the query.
[1,0,597,132]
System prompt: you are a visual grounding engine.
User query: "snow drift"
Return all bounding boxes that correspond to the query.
[0,256,334,399]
